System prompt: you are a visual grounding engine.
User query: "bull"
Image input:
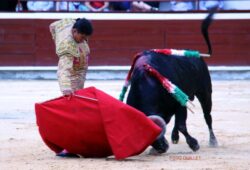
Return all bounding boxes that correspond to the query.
[121,9,218,153]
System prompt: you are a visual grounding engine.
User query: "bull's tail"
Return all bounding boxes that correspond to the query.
[201,7,217,55]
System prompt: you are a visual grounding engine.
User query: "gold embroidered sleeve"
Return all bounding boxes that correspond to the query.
[56,39,79,57]
[57,54,74,93]
[49,21,58,40]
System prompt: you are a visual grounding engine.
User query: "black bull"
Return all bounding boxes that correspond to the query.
[126,10,218,153]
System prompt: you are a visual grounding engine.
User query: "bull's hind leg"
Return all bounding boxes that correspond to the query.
[196,92,218,147]
[175,107,200,151]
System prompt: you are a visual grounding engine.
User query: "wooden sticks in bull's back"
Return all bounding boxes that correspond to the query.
[143,64,195,113]
[118,47,211,102]
[152,49,211,58]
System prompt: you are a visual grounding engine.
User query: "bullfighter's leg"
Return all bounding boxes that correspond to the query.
[175,107,200,151]
[171,117,179,144]
[196,92,218,147]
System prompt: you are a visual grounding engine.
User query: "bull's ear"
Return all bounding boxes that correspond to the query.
[148,115,166,139]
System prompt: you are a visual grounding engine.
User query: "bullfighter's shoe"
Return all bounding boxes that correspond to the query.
[56,149,80,158]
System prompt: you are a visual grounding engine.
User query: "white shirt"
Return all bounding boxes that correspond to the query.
[27,1,54,11]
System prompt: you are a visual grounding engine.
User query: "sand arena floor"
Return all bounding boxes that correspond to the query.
[0,80,250,170]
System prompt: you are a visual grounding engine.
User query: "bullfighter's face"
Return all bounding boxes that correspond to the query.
[72,28,89,43]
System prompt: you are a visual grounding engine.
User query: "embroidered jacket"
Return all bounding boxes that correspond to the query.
[49,19,90,94]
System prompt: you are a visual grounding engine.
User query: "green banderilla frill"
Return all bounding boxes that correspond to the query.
[172,86,189,107]
[184,50,200,58]
[184,50,211,58]
[119,85,128,101]
[171,87,195,113]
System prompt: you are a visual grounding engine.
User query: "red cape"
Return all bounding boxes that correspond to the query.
[35,87,161,160]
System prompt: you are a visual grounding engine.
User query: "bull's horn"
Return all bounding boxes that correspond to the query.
[148,115,166,139]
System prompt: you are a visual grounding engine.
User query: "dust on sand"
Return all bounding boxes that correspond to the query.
[0,80,250,170]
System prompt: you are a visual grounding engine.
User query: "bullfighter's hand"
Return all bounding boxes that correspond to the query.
[63,89,74,96]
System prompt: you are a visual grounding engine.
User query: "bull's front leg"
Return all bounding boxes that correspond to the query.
[175,107,200,151]
[171,117,180,144]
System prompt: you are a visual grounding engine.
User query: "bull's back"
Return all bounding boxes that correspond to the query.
[130,51,211,101]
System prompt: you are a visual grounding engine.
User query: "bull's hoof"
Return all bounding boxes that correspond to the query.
[191,143,200,152]
[149,147,167,155]
[172,140,178,144]
[171,132,179,144]
[151,137,169,154]
[149,148,161,155]
[209,137,218,147]
[187,137,200,152]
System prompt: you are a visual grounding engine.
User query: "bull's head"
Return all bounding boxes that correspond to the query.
[148,115,169,153]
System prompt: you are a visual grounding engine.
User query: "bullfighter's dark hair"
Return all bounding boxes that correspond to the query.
[73,18,93,36]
